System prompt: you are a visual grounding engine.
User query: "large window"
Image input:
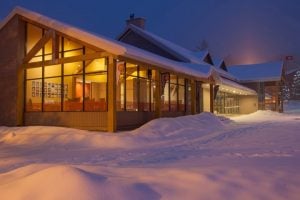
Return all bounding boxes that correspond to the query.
[44,64,61,111]
[214,92,239,114]
[161,73,186,112]
[25,21,107,112]
[161,73,170,111]
[26,68,42,111]
[117,62,155,112]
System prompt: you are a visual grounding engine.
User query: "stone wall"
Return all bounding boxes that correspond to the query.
[0,16,25,126]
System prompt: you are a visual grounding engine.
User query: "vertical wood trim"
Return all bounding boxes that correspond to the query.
[154,69,161,118]
[16,17,26,126]
[23,29,53,63]
[209,83,214,113]
[191,80,196,114]
[52,31,59,61]
[107,56,116,132]
[275,81,280,112]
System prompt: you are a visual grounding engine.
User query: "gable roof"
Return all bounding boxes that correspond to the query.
[0,7,256,94]
[227,61,284,82]
[0,7,126,55]
[118,24,211,65]
[0,6,212,80]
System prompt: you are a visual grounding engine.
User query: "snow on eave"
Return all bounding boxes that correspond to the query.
[238,76,282,83]
[0,6,126,55]
[123,43,211,79]
[227,61,284,83]
[217,77,257,95]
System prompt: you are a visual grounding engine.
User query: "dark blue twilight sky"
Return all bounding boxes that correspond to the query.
[1,0,300,65]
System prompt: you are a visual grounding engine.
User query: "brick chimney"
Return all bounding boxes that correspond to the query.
[126,14,146,29]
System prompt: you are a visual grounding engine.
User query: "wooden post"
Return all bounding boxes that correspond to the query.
[52,31,60,61]
[275,81,280,112]
[107,56,116,132]
[209,83,214,113]
[16,18,26,126]
[154,69,161,118]
[191,80,196,114]
[257,82,265,110]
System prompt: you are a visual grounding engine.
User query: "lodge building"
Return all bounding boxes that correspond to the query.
[0,7,284,132]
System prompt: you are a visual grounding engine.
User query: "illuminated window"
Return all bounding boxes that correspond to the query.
[26,23,43,63]
[84,73,107,111]
[170,74,178,111]
[186,80,192,113]
[178,77,185,112]
[43,64,62,111]
[26,67,42,111]
[85,58,107,73]
[161,73,170,111]
[63,38,83,57]
[117,61,125,111]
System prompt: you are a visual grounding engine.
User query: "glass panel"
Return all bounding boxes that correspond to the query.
[170,74,177,84]
[139,78,150,111]
[139,66,148,78]
[178,77,185,85]
[63,75,83,111]
[43,77,62,111]
[64,49,83,57]
[26,79,42,111]
[84,73,107,111]
[161,73,170,111]
[85,58,107,73]
[170,83,178,111]
[29,54,43,63]
[117,62,125,111]
[126,62,138,77]
[63,38,83,57]
[178,85,185,111]
[26,23,42,54]
[64,62,83,75]
[44,64,61,78]
[186,80,192,112]
[151,80,157,111]
[126,76,138,111]
[64,38,82,51]
[27,67,42,79]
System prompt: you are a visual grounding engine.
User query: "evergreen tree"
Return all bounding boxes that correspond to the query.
[292,70,300,99]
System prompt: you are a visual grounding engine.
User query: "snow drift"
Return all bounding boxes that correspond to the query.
[0,111,299,200]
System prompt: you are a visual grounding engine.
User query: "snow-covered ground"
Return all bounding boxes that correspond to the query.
[0,103,300,199]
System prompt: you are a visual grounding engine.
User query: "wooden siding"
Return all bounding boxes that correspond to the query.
[119,30,184,62]
[25,112,108,130]
[0,15,25,126]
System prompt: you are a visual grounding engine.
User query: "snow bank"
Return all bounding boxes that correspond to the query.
[133,112,224,138]
[0,111,300,200]
[0,126,135,149]
[230,110,291,123]
[0,165,161,200]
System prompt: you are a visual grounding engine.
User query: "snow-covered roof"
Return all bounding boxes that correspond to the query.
[216,77,257,95]
[227,61,284,82]
[118,24,210,64]
[123,43,212,78]
[212,57,226,69]
[0,7,126,55]
[0,7,211,80]
[0,7,256,92]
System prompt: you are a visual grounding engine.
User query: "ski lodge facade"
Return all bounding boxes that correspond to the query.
[0,7,284,131]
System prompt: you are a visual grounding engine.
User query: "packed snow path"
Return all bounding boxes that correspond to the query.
[0,111,299,199]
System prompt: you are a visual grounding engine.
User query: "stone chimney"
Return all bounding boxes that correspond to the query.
[126,14,146,29]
